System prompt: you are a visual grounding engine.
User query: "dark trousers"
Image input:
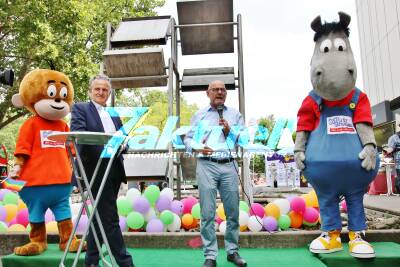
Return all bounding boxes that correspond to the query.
[85,160,133,267]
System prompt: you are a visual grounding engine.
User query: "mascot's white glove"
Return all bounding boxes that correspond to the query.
[294,151,306,171]
[9,164,21,178]
[358,144,376,171]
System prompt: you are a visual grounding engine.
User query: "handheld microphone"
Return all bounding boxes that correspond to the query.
[217,105,224,120]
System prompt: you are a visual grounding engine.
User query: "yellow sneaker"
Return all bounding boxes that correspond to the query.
[309,230,343,254]
[348,231,375,258]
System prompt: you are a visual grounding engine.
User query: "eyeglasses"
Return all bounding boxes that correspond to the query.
[209,87,227,93]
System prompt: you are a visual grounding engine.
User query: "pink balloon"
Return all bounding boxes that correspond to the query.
[249,203,264,218]
[341,200,347,213]
[45,209,55,223]
[8,217,18,227]
[76,215,88,234]
[16,208,29,227]
[215,217,223,225]
[303,207,319,223]
[290,197,306,214]
[182,197,198,214]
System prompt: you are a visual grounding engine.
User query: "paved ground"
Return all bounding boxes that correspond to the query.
[364,194,400,215]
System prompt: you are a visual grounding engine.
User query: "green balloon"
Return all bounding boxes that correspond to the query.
[239,201,249,213]
[303,221,318,227]
[191,203,201,219]
[26,224,31,233]
[126,211,144,229]
[0,221,7,232]
[278,215,291,230]
[144,185,160,206]
[3,192,19,205]
[160,210,174,225]
[117,198,132,216]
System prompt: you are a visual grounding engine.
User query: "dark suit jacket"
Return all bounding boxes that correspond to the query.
[70,101,127,183]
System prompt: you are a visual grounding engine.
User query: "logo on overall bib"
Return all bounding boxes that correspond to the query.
[40,130,65,148]
[327,116,356,135]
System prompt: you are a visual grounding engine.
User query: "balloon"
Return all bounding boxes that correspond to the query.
[170,200,184,215]
[219,220,227,234]
[0,189,12,201]
[126,211,145,230]
[8,224,26,232]
[160,188,174,201]
[16,208,29,227]
[181,214,194,229]
[144,207,157,222]
[143,185,160,206]
[288,211,303,228]
[119,216,127,232]
[341,200,347,213]
[303,207,319,224]
[308,190,319,208]
[3,192,18,205]
[167,213,181,232]
[45,209,55,223]
[117,197,132,216]
[278,215,291,230]
[155,195,172,212]
[239,201,250,213]
[290,197,306,214]
[0,221,7,232]
[215,216,223,225]
[8,217,18,226]
[146,218,164,232]
[46,221,58,233]
[273,199,291,215]
[264,203,280,219]
[263,216,278,231]
[188,218,198,229]
[0,205,6,221]
[216,204,226,220]
[160,210,174,225]
[248,216,263,232]
[17,200,27,211]
[4,204,18,222]
[26,224,31,232]
[303,220,318,227]
[126,188,141,204]
[302,194,313,207]
[191,203,201,220]
[249,203,264,218]
[239,210,249,227]
[240,225,248,232]
[76,215,88,234]
[133,196,150,214]
[182,197,198,214]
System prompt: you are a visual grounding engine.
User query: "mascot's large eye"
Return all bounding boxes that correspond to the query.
[334,38,347,51]
[47,85,57,98]
[319,39,332,53]
[60,87,68,99]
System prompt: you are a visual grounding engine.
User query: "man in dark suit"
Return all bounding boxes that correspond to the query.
[70,74,134,267]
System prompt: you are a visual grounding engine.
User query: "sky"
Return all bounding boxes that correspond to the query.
[155,0,362,124]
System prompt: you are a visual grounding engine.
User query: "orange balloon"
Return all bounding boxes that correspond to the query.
[240,225,248,232]
[188,218,198,229]
[289,211,303,228]
[182,214,194,229]
[4,204,18,222]
[264,203,280,219]
[17,200,27,211]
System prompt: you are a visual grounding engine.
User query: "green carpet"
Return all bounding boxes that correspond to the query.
[1,242,399,267]
[317,242,400,267]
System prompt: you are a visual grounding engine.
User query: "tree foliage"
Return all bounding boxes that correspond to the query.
[0,0,165,130]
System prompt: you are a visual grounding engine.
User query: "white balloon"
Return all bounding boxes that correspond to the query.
[219,221,227,234]
[160,188,174,201]
[273,199,291,215]
[126,188,142,204]
[167,213,182,232]
[144,207,157,222]
[239,211,249,227]
[248,216,263,232]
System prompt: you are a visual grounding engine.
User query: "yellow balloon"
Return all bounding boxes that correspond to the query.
[4,204,18,222]
[264,203,280,219]
[46,221,58,233]
[302,194,313,207]
[8,224,26,232]
[17,200,27,211]
[216,204,226,221]
[240,225,248,232]
[308,190,319,208]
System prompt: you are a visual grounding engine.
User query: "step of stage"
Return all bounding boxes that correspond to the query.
[1,243,400,267]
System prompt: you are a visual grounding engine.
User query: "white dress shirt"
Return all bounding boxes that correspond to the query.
[92,101,116,134]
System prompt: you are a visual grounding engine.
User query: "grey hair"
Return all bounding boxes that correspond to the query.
[88,74,112,91]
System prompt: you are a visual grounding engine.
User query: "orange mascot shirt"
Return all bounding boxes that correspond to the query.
[14,115,72,186]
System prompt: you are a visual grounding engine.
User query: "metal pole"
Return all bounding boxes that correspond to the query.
[176,21,237,28]
[168,58,174,189]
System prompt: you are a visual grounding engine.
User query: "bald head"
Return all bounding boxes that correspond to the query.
[207,80,227,108]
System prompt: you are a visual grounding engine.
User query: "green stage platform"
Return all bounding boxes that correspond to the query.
[1,242,399,267]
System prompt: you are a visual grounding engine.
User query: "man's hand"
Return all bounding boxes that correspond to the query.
[294,151,306,170]
[9,165,21,178]
[196,146,214,156]
[219,119,230,136]
[359,144,376,171]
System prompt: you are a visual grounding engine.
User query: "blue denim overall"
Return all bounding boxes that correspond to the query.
[304,89,379,231]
